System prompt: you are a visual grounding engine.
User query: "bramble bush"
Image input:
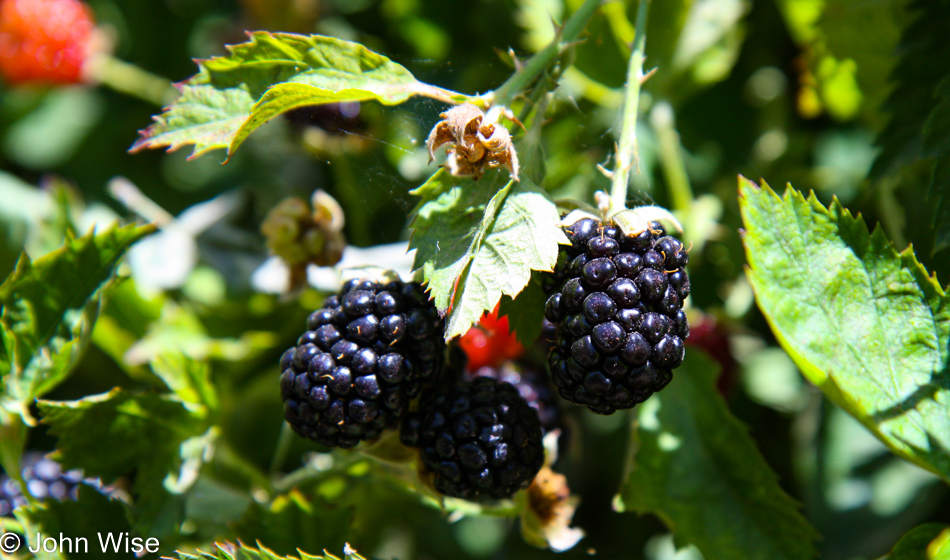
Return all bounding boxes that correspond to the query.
[1,0,949,559]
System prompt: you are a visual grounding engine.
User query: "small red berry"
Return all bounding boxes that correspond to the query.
[0,0,99,85]
[458,306,525,371]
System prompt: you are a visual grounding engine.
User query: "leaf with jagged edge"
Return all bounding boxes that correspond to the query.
[615,351,819,560]
[409,170,567,340]
[131,32,474,161]
[38,389,210,539]
[165,542,366,560]
[739,176,950,482]
[0,223,154,421]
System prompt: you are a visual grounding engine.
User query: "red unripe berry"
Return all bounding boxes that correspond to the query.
[0,0,98,85]
[458,306,524,371]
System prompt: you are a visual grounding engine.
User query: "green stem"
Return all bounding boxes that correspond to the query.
[650,101,694,214]
[609,0,651,215]
[489,0,602,107]
[87,53,177,106]
[269,422,295,476]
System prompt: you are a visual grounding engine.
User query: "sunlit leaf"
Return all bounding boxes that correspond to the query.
[409,170,566,340]
[132,32,473,160]
[739,176,950,482]
[0,223,154,419]
[615,351,818,560]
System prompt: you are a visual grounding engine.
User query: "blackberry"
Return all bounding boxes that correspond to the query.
[400,377,544,500]
[1,453,101,517]
[464,364,562,437]
[280,278,445,448]
[545,218,689,414]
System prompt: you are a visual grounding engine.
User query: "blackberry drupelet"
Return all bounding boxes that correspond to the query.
[280,278,445,448]
[544,218,690,414]
[0,453,100,517]
[400,377,544,500]
[465,364,561,437]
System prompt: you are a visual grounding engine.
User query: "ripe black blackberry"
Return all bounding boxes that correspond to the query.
[400,377,544,500]
[280,278,445,448]
[545,218,690,414]
[1,453,99,517]
[464,364,561,437]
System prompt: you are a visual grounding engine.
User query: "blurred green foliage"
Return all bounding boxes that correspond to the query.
[1,0,950,559]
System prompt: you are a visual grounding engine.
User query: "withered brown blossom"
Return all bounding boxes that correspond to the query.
[426,103,520,181]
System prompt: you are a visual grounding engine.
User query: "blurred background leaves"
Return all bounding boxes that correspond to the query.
[1,0,949,559]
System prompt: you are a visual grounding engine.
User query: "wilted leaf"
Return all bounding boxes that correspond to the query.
[739,177,950,482]
[0,223,154,419]
[409,170,566,340]
[615,351,818,560]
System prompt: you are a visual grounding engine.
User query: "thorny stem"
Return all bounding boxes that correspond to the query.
[488,0,602,108]
[609,0,651,215]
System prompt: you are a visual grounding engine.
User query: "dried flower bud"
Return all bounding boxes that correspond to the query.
[426,103,520,181]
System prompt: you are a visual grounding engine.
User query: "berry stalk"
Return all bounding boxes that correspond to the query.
[609,0,651,216]
[87,53,177,106]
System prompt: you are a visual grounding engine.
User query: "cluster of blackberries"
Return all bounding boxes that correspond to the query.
[544,218,690,414]
[279,214,690,498]
[280,278,445,448]
[1,453,100,517]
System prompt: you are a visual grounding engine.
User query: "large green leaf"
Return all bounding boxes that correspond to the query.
[131,32,472,160]
[38,389,210,538]
[409,170,567,340]
[739,177,950,481]
[881,523,950,560]
[170,542,366,560]
[0,223,154,418]
[615,351,818,560]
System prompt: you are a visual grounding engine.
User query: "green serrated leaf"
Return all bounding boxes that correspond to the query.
[409,172,567,340]
[14,485,133,560]
[233,490,353,558]
[132,32,473,160]
[739,176,950,482]
[38,389,209,538]
[130,82,254,160]
[615,351,819,560]
[165,542,363,560]
[0,223,154,418]
[881,523,950,560]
